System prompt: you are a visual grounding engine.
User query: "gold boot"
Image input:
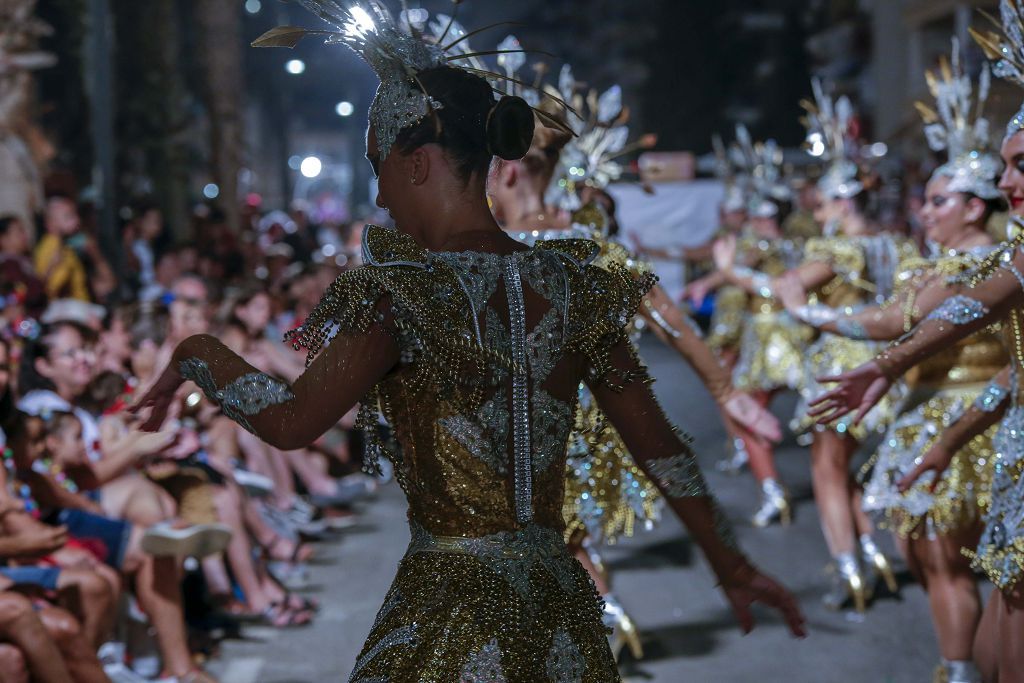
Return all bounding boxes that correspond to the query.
[603,594,644,661]
[751,478,792,528]
[822,553,868,614]
[859,534,899,595]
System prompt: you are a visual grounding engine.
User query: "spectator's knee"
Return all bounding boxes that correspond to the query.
[0,594,33,625]
[41,607,82,647]
[0,643,29,683]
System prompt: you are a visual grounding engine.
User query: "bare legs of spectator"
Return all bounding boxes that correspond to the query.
[37,606,110,683]
[101,474,177,527]
[123,548,195,679]
[238,431,295,510]
[56,566,118,648]
[0,643,28,683]
[282,447,338,498]
[0,592,73,683]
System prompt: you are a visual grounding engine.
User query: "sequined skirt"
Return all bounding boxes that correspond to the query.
[732,311,813,392]
[563,388,664,545]
[707,286,747,353]
[964,406,1024,590]
[792,333,906,441]
[348,523,620,682]
[861,386,995,538]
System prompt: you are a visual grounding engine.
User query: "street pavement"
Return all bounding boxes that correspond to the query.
[208,336,948,682]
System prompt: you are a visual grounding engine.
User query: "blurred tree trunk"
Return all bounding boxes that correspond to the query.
[148,0,190,242]
[195,0,243,233]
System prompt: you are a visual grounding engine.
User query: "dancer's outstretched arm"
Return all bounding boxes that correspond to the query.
[777,267,979,342]
[809,250,1024,425]
[588,339,806,638]
[131,324,400,451]
[641,286,782,443]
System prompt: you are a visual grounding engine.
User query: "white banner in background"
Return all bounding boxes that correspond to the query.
[608,180,724,301]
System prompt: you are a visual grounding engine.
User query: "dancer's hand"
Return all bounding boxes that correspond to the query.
[897,443,954,493]
[774,275,807,317]
[684,277,714,306]
[712,235,737,272]
[722,392,782,444]
[719,562,807,638]
[808,361,891,426]
[130,366,185,432]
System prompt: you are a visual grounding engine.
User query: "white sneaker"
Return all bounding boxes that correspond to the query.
[103,662,151,683]
[141,522,232,559]
[232,468,274,496]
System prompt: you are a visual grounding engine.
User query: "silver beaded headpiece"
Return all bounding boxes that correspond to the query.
[542,64,655,210]
[802,78,862,200]
[712,134,749,214]
[731,125,791,218]
[254,1,565,161]
[916,39,1000,199]
[972,0,1024,142]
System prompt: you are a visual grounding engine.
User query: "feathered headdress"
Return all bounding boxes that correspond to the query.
[713,133,748,213]
[801,78,862,200]
[254,1,571,160]
[915,38,1000,199]
[541,64,656,211]
[730,125,790,218]
[971,0,1024,141]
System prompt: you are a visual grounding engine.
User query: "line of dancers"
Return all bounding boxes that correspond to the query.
[131,1,1024,680]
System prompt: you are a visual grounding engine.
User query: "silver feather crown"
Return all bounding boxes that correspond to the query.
[713,133,748,213]
[801,78,862,200]
[253,1,570,160]
[543,64,656,210]
[915,39,1000,199]
[972,0,1024,141]
[730,124,791,218]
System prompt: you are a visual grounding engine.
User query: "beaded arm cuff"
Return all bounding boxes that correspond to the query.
[792,304,839,327]
[733,266,774,298]
[835,317,870,340]
[924,295,989,325]
[974,381,1011,413]
[646,453,739,551]
[179,357,294,435]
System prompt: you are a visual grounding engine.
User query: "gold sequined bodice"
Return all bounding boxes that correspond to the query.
[349,228,652,540]
[909,250,1008,388]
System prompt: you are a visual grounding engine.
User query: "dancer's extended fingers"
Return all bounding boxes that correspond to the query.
[728,598,755,635]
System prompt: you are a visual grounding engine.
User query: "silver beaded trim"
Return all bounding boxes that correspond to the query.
[924,295,989,325]
[647,453,708,498]
[974,381,1011,413]
[348,624,418,681]
[835,317,870,340]
[503,255,533,524]
[178,357,294,434]
[793,304,839,327]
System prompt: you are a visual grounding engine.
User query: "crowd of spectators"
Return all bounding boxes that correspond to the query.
[0,194,378,682]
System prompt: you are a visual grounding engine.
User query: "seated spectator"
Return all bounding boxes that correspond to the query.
[34,196,89,302]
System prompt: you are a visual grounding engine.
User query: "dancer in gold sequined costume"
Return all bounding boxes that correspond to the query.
[487,54,782,661]
[132,5,805,681]
[778,44,1006,677]
[716,82,915,613]
[811,5,1024,676]
[701,128,814,528]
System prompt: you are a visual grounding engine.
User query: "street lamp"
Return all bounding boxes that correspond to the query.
[336,101,354,117]
[300,156,323,179]
[285,59,306,75]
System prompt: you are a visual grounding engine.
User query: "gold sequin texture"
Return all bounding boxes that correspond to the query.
[298,226,650,681]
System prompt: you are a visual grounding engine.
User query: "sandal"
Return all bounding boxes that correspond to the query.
[264,535,315,564]
[209,595,264,623]
[262,600,314,628]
